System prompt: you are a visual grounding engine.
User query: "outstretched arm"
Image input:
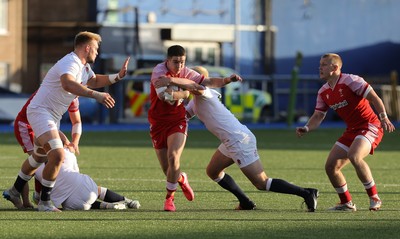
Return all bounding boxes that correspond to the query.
[202,74,243,88]
[88,57,130,88]
[153,74,242,90]
[296,110,326,137]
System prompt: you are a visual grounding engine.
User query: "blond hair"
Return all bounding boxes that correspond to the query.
[192,66,209,78]
[74,31,102,48]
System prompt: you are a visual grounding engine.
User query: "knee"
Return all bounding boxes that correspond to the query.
[347,153,363,166]
[325,160,338,174]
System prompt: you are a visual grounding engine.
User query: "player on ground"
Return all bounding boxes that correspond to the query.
[4,31,129,212]
[185,66,318,212]
[296,53,395,211]
[149,45,242,211]
[33,146,140,210]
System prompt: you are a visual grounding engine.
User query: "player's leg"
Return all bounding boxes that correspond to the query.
[348,136,381,210]
[4,150,46,209]
[36,130,64,212]
[13,120,35,208]
[164,132,190,211]
[241,160,318,212]
[166,132,186,185]
[325,143,356,211]
[97,186,140,209]
[154,147,176,211]
[62,174,98,210]
[207,148,255,210]
[4,120,42,209]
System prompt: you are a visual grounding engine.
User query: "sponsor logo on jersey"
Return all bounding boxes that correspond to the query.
[329,100,348,111]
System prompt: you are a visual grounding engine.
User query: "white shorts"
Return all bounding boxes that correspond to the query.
[27,106,59,139]
[218,133,259,168]
[61,174,98,210]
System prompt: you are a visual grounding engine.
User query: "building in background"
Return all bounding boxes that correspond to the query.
[3,0,400,94]
[0,0,25,92]
[1,0,399,123]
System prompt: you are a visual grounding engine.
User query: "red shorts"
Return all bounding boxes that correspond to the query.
[149,120,188,149]
[14,116,34,153]
[337,124,383,155]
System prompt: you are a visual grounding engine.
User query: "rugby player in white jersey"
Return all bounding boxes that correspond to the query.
[4,31,129,212]
[33,147,140,211]
[186,83,318,211]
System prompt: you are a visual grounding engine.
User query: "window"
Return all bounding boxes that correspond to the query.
[0,0,8,35]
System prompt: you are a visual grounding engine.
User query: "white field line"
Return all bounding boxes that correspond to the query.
[1,176,399,187]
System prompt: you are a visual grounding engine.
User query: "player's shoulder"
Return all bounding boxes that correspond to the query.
[151,62,168,78]
[340,73,365,84]
[317,82,330,94]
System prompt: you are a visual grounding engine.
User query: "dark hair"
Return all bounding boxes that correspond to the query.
[167,45,186,58]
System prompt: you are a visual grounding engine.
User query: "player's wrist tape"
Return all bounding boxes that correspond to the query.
[155,86,167,94]
[108,73,121,84]
[72,123,82,135]
[304,125,309,132]
[164,91,174,101]
[379,112,387,120]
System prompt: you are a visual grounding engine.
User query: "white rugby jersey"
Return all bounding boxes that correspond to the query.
[186,88,252,146]
[29,52,95,119]
[35,149,85,208]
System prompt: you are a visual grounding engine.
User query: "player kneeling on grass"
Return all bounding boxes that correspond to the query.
[32,147,140,210]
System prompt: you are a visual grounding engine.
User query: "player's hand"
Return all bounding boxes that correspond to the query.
[296,126,309,137]
[154,76,171,88]
[381,118,395,133]
[223,74,242,84]
[68,142,80,155]
[229,74,242,82]
[118,57,130,80]
[90,90,115,108]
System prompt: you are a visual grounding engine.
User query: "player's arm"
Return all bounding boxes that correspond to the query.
[296,110,326,137]
[154,76,205,92]
[201,74,243,88]
[155,74,242,90]
[87,57,130,88]
[60,74,115,108]
[366,88,395,132]
[69,110,82,155]
[156,86,190,102]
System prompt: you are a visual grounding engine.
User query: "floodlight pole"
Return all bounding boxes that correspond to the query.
[234,0,241,73]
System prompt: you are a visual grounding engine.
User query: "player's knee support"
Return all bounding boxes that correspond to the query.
[34,144,47,157]
[43,138,63,154]
[28,154,43,168]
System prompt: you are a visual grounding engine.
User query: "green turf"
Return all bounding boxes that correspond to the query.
[0,128,399,239]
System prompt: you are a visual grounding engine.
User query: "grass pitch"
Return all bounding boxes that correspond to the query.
[0,128,399,239]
